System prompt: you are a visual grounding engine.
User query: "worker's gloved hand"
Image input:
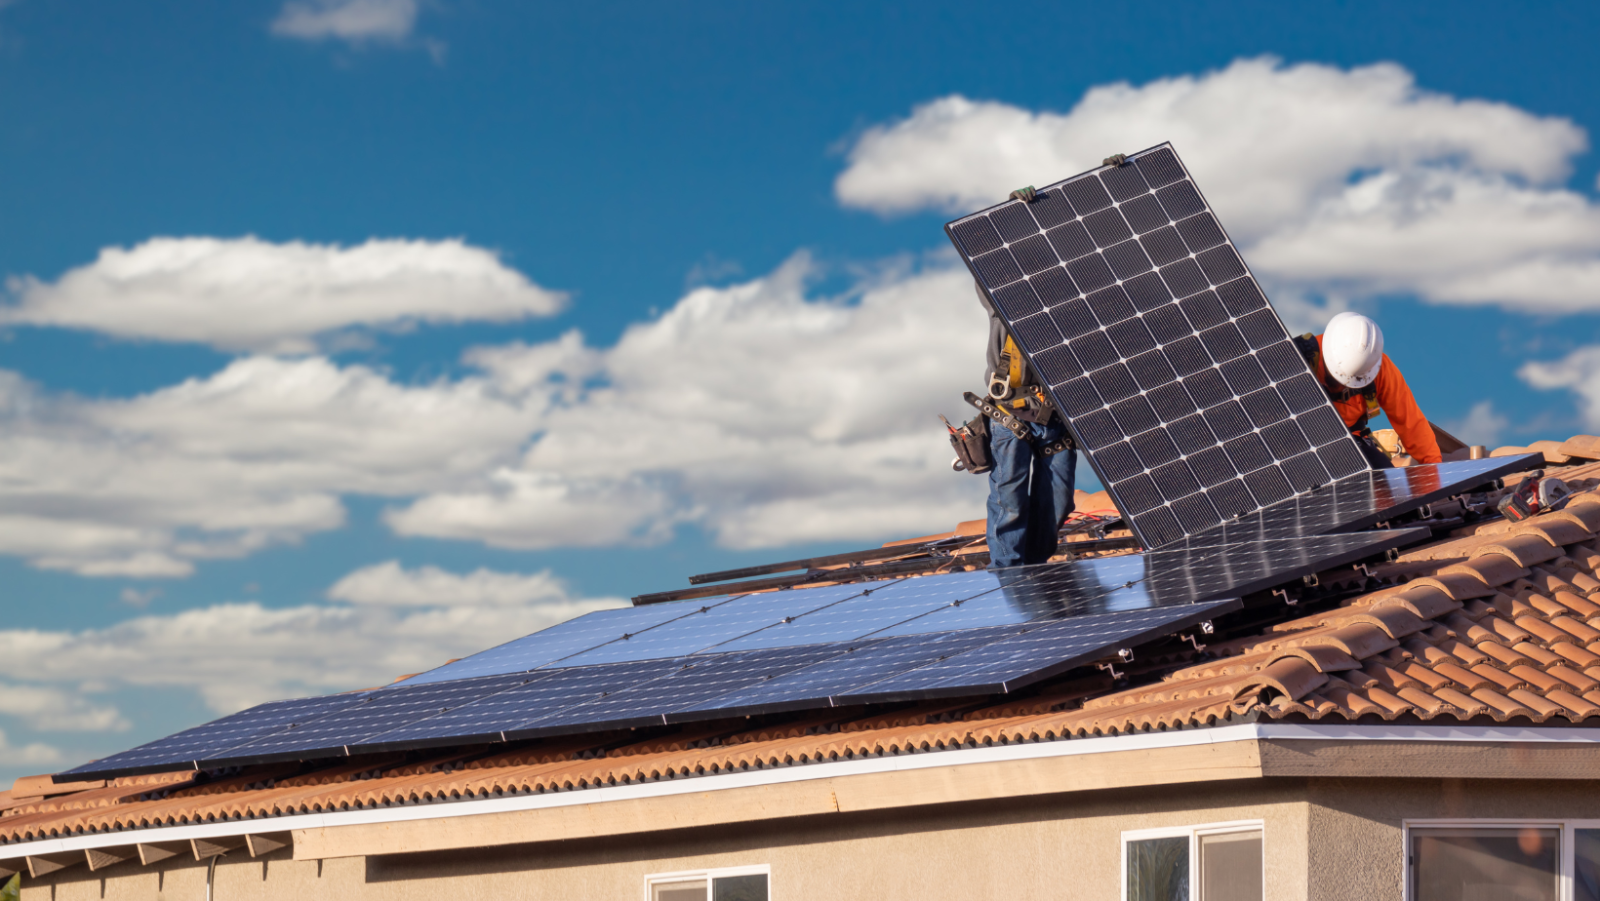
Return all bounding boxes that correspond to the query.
[1008,186,1036,203]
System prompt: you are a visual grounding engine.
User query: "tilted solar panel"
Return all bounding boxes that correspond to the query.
[947,143,1370,547]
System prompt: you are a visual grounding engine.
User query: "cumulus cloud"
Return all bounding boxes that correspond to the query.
[0,730,62,768]
[272,0,418,43]
[1,236,563,353]
[836,58,1600,316]
[328,560,578,607]
[389,253,991,550]
[1444,400,1510,447]
[1520,348,1600,429]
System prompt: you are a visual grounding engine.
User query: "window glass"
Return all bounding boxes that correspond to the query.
[1412,828,1558,901]
[713,873,769,901]
[652,880,708,901]
[1576,830,1600,901]
[1200,831,1262,901]
[1128,836,1189,901]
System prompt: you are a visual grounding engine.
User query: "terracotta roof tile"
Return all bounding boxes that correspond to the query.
[1441,554,1532,588]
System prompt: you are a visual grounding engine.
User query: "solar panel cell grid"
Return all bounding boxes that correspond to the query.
[945,143,1368,545]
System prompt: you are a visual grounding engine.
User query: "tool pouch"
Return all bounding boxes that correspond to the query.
[950,414,993,475]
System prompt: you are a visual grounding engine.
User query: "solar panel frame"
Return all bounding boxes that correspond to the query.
[947,143,1370,548]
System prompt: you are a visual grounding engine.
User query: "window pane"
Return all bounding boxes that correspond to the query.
[1412,828,1558,901]
[1128,836,1189,901]
[653,880,708,901]
[1200,831,1262,901]
[1577,830,1600,901]
[712,873,769,901]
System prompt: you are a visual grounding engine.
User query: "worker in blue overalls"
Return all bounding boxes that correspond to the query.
[977,282,1078,568]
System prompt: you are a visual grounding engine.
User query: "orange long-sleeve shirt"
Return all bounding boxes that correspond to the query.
[1313,334,1441,465]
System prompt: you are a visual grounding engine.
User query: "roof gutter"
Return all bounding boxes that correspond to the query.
[5,722,1600,870]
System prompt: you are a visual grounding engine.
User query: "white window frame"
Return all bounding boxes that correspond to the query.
[1120,819,1266,901]
[1404,818,1600,901]
[644,864,772,901]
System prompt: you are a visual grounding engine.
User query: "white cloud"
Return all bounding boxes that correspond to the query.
[1443,400,1511,447]
[0,570,622,717]
[835,58,1600,316]
[328,560,578,607]
[1,236,564,353]
[0,730,62,768]
[1520,348,1600,430]
[271,0,418,43]
[388,253,991,550]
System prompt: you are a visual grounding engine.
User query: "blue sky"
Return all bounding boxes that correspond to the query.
[3,0,1600,779]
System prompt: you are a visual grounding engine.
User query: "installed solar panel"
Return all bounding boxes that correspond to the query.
[948,143,1369,548]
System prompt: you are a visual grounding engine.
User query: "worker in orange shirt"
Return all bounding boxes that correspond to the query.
[1294,312,1441,469]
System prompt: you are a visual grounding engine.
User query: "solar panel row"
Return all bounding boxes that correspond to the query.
[947,143,1370,548]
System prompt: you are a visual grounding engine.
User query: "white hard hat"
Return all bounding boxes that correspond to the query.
[1322,312,1384,388]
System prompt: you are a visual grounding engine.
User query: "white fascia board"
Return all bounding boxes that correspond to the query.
[3,721,1596,862]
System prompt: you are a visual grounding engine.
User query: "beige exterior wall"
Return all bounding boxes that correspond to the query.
[21,780,1309,901]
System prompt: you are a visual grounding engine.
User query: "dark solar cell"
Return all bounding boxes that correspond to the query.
[1062,176,1114,215]
[974,248,1023,287]
[1147,382,1197,421]
[1144,304,1193,343]
[1278,373,1327,414]
[1084,208,1133,246]
[1048,297,1099,338]
[1183,366,1232,409]
[1101,162,1151,201]
[1066,253,1116,294]
[1151,460,1201,499]
[1110,396,1160,436]
[992,281,1043,319]
[1029,189,1076,229]
[1123,271,1174,311]
[1206,401,1253,442]
[1178,291,1227,331]
[951,216,1003,256]
[1128,349,1178,390]
[1176,213,1227,252]
[1224,433,1273,474]
[1160,257,1208,298]
[1171,493,1221,533]
[1069,330,1118,372]
[1198,245,1247,284]
[1055,376,1103,417]
[1282,450,1331,492]
[1319,439,1368,478]
[1074,408,1122,449]
[1033,344,1082,383]
[1107,318,1157,358]
[1299,406,1349,446]
[1168,413,1216,454]
[1104,240,1154,279]
[991,203,1042,243]
[1241,386,1291,427]
[1032,266,1081,307]
[1085,285,1136,325]
[1097,441,1145,482]
[1261,419,1311,458]
[1131,429,1181,469]
[1116,473,1162,513]
[1258,341,1308,380]
[1167,335,1212,376]
[1156,181,1205,220]
[1209,479,1255,520]
[1245,466,1294,506]
[1218,277,1269,317]
[1199,322,1249,363]
[1010,234,1060,275]
[1138,507,1185,547]
[1011,310,1064,351]
[1089,363,1139,405]
[1135,147,1185,187]
[1220,356,1270,395]
[1047,221,1097,262]
[1140,226,1189,267]
[1120,194,1169,234]
[1238,309,1289,349]
[1188,446,1236,487]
